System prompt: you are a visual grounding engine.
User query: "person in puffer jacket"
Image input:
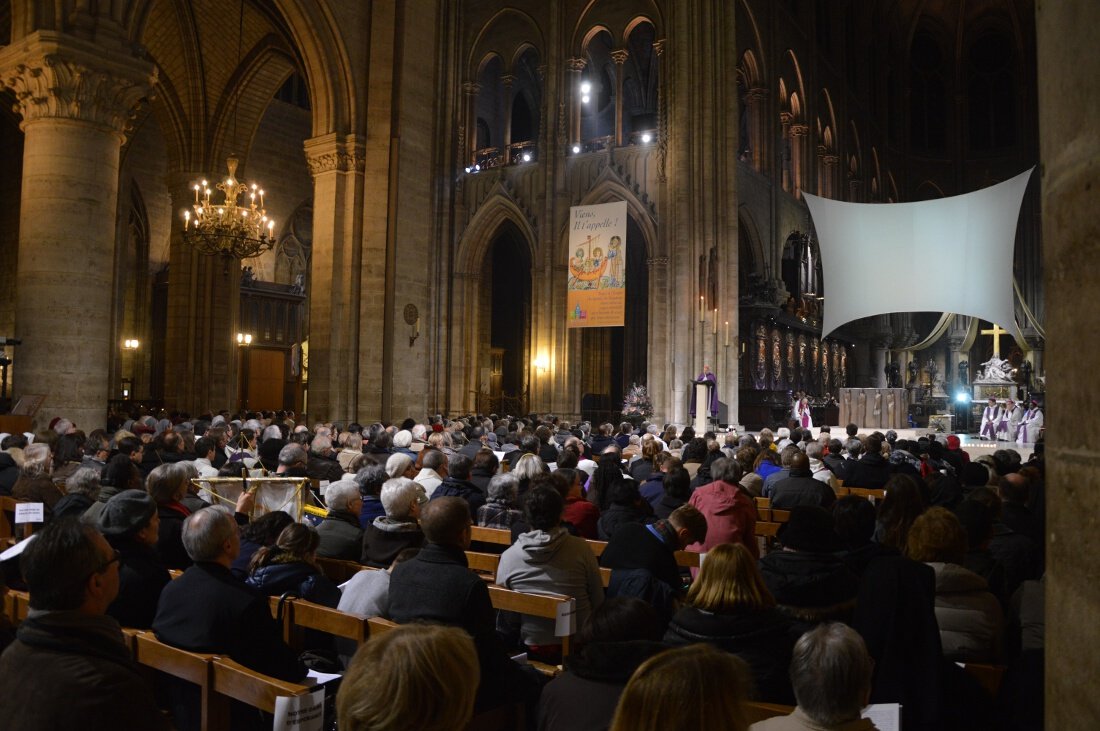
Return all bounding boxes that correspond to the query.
[246,522,341,608]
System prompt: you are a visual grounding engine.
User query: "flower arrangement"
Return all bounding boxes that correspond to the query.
[622,383,654,421]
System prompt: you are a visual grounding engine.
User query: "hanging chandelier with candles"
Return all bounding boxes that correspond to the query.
[182,155,275,270]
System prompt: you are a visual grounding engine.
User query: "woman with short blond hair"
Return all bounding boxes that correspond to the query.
[609,643,752,731]
[337,624,479,731]
[664,543,795,704]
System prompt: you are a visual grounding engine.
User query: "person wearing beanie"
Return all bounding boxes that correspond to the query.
[98,489,170,629]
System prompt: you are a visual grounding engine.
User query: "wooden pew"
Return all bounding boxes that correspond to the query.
[470,525,512,547]
[842,486,886,503]
[210,656,315,714]
[0,496,33,546]
[129,630,231,731]
[962,662,1007,698]
[486,584,575,675]
[2,588,29,624]
[316,556,367,583]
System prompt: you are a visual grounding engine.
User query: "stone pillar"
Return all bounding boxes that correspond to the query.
[789,123,808,200]
[500,74,514,164]
[461,81,479,165]
[872,344,889,389]
[822,153,839,198]
[1036,15,1100,723]
[779,111,793,192]
[163,175,242,413]
[0,32,154,429]
[611,49,629,146]
[304,133,365,423]
[567,58,586,146]
[745,87,768,172]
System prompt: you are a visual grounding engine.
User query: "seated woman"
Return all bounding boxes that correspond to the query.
[609,643,752,731]
[538,597,666,731]
[754,448,782,482]
[477,473,524,529]
[246,523,342,607]
[98,489,171,628]
[230,510,295,579]
[337,624,479,731]
[361,477,424,568]
[906,506,1004,663]
[664,542,795,704]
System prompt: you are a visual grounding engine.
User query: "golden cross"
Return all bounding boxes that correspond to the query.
[981,323,1009,358]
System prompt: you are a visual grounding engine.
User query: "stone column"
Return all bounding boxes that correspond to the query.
[461,81,479,165]
[745,87,768,172]
[500,74,514,164]
[610,49,629,146]
[789,123,808,200]
[304,133,365,423]
[0,32,154,430]
[822,153,839,198]
[163,174,241,414]
[567,58,586,146]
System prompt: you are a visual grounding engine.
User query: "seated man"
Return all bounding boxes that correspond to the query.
[431,453,486,519]
[771,452,837,510]
[750,623,876,731]
[496,486,605,661]
[388,496,539,712]
[600,503,708,619]
[0,519,169,729]
[152,505,304,682]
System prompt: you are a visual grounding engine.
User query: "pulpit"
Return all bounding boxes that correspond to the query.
[693,379,714,434]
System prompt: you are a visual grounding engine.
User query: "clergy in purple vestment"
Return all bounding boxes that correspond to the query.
[689,364,719,417]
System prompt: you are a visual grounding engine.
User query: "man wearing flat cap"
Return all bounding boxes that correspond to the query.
[98,489,170,629]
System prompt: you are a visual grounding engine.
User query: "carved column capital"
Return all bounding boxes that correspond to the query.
[500,74,515,89]
[789,123,809,137]
[304,133,366,177]
[0,30,155,140]
[652,39,666,56]
[461,81,480,96]
[610,49,630,65]
[567,57,587,73]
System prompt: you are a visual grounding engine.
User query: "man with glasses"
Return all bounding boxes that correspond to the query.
[0,518,168,729]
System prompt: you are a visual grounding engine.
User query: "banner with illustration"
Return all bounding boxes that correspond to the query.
[567,201,627,328]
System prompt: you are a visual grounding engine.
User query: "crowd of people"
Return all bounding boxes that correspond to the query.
[0,409,1045,730]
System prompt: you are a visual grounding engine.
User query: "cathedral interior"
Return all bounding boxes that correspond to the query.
[0,2,1097,722]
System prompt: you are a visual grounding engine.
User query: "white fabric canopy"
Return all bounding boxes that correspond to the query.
[805,168,1033,339]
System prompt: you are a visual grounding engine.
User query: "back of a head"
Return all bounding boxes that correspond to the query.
[577,596,663,647]
[844,438,863,458]
[380,478,420,520]
[832,495,877,549]
[420,496,471,546]
[337,624,479,731]
[22,518,105,611]
[906,506,967,564]
[448,453,473,481]
[998,473,1030,504]
[421,448,446,473]
[954,499,995,550]
[147,462,186,504]
[687,542,774,613]
[709,457,742,485]
[523,485,564,530]
[182,505,238,562]
[846,423,858,437]
[610,644,752,731]
[662,465,692,501]
[790,623,874,726]
[788,451,810,472]
[805,441,824,460]
[278,442,307,467]
[487,473,518,503]
[668,503,708,545]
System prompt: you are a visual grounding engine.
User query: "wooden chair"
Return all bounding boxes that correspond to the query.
[128,630,231,731]
[0,496,33,546]
[486,585,575,675]
[962,662,1007,698]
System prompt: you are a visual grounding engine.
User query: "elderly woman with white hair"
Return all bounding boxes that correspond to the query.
[361,477,425,568]
[392,430,417,458]
[13,442,63,520]
[315,478,365,560]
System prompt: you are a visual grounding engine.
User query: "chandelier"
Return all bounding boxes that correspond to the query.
[182,155,275,272]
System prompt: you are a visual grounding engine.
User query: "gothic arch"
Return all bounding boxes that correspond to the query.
[738,206,767,280]
[572,0,663,56]
[456,191,538,275]
[574,176,657,260]
[468,7,544,79]
[737,0,767,81]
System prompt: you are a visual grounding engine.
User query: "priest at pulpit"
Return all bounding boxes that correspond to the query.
[690,364,719,419]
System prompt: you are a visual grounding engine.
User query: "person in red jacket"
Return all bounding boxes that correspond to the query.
[687,457,758,559]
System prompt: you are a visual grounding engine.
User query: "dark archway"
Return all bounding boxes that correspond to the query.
[487,221,532,399]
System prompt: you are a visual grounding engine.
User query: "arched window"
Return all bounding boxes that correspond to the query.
[510,47,541,149]
[581,30,616,142]
[475,56,504,167]
[910,28,948,152]
[622,21,658,143]
[967,30,1015,150]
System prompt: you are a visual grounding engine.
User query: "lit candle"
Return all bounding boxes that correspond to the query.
[713,308,717,334]
[699,295,704,322]
[184,210,190,230]
[725,321,729,347]
[193,184,200,203]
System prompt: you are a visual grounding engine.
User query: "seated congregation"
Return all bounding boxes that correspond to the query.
[0,411,1044,730]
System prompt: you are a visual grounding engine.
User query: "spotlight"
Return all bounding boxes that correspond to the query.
[474,164,480,171]
[581,95,590,104]
[521,152,531,162]
[464,166,471,173]
[572,145,581,154]
[580,81,591,94]
[641,132,652,143]
[954,391,971,404]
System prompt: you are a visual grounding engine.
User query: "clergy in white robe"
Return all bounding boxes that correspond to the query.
[997,400,1022,440]
[1016,402,1044,444]
[979,399,1002,440]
